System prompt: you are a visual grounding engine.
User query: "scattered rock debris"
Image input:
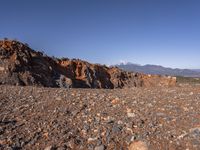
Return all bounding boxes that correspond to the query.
[0,85,200,149]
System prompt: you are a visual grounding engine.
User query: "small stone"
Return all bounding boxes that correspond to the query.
[147,103,153,107]
[128,141,148,150]
[127,112,136,118]
[96,113,101,116]
[111,98,119,105]
[117,120,123,124]
[127,108,132,113]
[94,145,105,150]
[189,92,194,95]
[112,125,122,133]
[126,127,133,133]
[106,116,115,124]
[55,97,62,101]
[83,124,90,131]
[0,66,4,71]
[189,127,200,137]
[88,137,98,142]
[44,145,55,150]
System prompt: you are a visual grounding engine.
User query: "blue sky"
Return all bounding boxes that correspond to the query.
[0,0,199,69]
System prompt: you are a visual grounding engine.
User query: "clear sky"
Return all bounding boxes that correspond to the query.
[0,0,199,69]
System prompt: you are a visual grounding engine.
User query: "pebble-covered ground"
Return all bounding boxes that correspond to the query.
[0,85,200,150]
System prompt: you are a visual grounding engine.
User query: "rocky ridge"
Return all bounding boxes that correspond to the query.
[0,39,176,88]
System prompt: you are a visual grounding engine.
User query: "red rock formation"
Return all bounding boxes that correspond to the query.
[141,74,176,87]
[0,39,176,88]
[0,40,59,87]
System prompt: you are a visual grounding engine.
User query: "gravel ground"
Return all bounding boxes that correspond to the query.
[0,85,200,150]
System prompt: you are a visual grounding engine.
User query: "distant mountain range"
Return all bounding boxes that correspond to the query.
[116,63,200,77]
[192,69,200,72]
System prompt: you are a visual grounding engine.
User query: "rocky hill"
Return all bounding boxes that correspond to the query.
[0,39,176,88]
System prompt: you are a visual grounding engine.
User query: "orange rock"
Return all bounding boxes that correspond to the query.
[111,98,120,104]
[43,132,49,138]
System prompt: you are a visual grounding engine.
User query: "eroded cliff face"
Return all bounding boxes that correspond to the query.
[0,39,176,88]
[0,40,60,87]
[57,59,138,88]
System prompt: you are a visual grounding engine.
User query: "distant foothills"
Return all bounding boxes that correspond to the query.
[115,62,200,77]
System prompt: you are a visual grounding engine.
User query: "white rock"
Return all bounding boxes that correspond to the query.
[127,112,136,118]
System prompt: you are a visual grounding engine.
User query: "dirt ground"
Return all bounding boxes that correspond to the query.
[0,85,200,150]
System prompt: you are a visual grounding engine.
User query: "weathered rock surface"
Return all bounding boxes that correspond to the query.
[0,39,176,88]
[0,84,200,149]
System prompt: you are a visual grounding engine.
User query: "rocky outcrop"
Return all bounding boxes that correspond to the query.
[137,74,177,87]
[0,40,60,87]
[57,59,138,88]
[0,39,176,88]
